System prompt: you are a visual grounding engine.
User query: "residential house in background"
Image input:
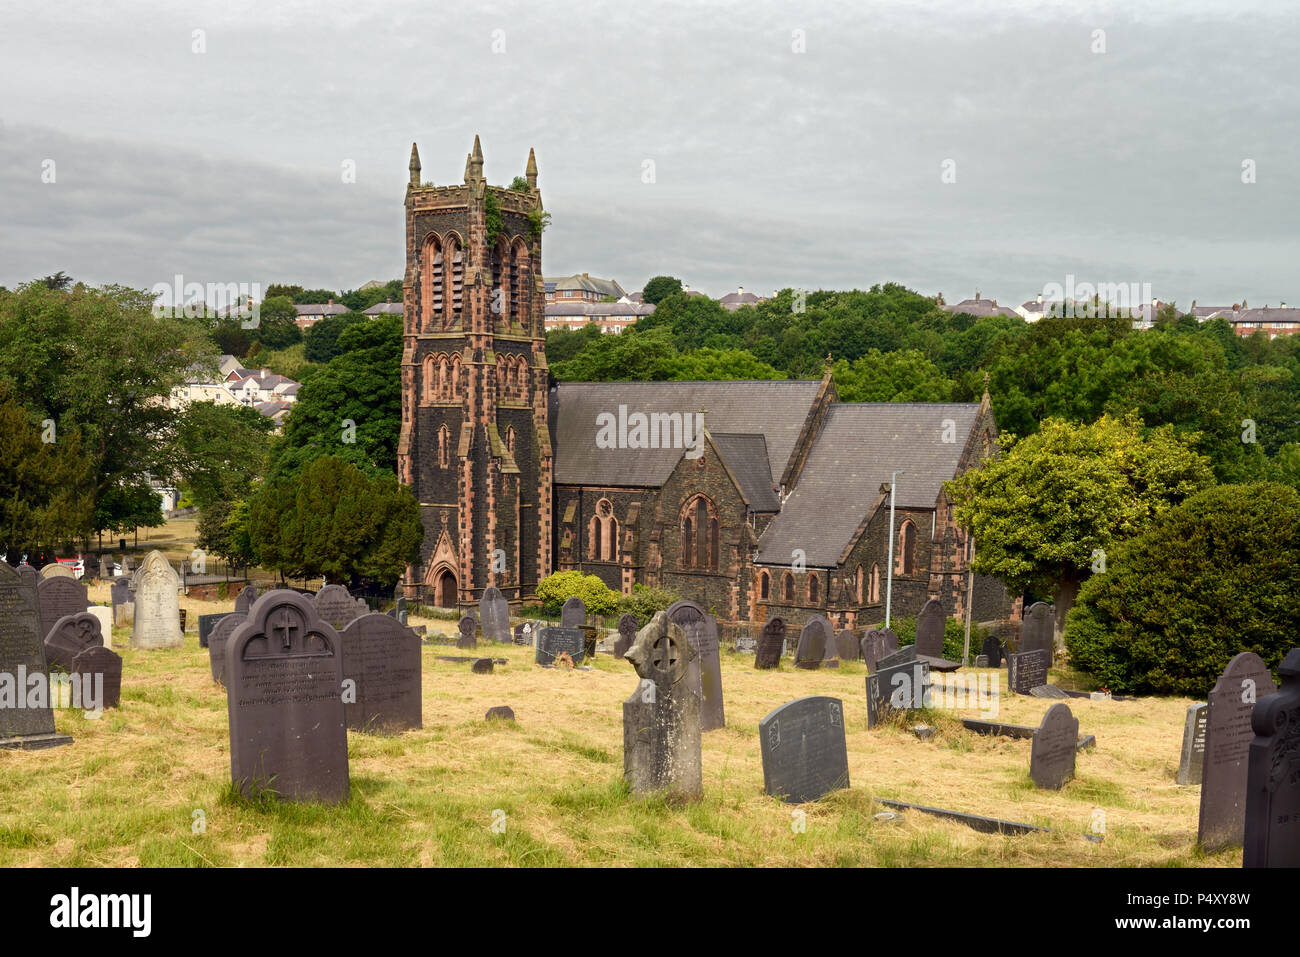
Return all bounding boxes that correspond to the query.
[544,300,655,334]
[544,273,626,304]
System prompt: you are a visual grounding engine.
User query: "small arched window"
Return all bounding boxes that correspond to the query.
[506,426,516,457]
[438,425,450,468]
[898,520,917,576]
[783,572,794,602]
[809,573,819,604]
[760,571,770,600]
[855,565,864,603]
[682,517,694,567]
[870,563,880,603]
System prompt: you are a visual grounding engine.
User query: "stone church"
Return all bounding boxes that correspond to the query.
[397,138,1014,637]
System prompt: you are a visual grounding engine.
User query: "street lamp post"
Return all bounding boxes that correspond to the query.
[882,470,904,629]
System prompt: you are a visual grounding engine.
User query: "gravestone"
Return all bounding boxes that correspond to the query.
[130,550,183,650]
[513,622,530,646]
[0,562,72,749]
[226,590,349,803]
[40,563,74,580]
[479,586,511,643]
[1177,703,1208,786]
[866,659,930,730]
[794,615,832,670]
[614,614,639,658]
[623,611,702,800]
[1244,648,1300,867]
[1030,702,1079,789]
[37,576,89,647]
[16,563,38,592]
[1007,648,1050,695]
[1021,602,1054,656]
[735,634,756,653]
[876,644,917,670]
[456,614,478,650]
[536,625,585,666]
[472,658,494,674]
[86,606,112,642]
[1198,651,1278,851]
[98,556,111,580]
[198,612,234,650]
[44,612,103,672]
[120,556,133,574]
[110,578,133,627]
[314,584,362,631]
[339,613,422,733]
[860,627,898,673]
[754,617,786,670]
[73,644,122,710]
[561,596,586,628]
[759,696,849,803]
[835,630,858,663]
[393,597,407,626]
[913,598,961,671]
[208,613,247,686]
[486,705,515,722]
[234,584,258,614]
[980,635,1002,669]
[667,599,725,731]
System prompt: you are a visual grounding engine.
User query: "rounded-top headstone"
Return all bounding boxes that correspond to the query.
[1021,602,1054,656]
[40,563,75,580]
[1030,702,1079,790]
[314,583,362,631]
[45,611,104,672]
[794,615,832,670]
[479,586,511,643]
[914,599,946,659]
[130,550,183,650]
[561,596,586,628]
[755,617,786,669]
[614,613,639,658]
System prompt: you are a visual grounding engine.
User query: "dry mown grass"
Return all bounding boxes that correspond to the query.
[0,588,1236,867]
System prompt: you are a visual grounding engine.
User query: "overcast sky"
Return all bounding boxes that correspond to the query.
[1,0,1296,308]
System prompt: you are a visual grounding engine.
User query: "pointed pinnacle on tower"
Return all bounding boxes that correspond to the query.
[526,147,538,189]
[409,142,422,187]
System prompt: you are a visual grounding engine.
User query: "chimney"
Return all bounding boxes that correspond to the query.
[738,285,744,295]
[1036,293,1043,304]
[975,290,981,301]
[684,284,691,293]
[582,272,589,278]
[328,298,334,307]
[991,299,997,307]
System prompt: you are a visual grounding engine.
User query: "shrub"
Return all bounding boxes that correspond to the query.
[1065,483,1300,696]
[534,570,619,617]
[618,584,680,622]
[876,614,988,664]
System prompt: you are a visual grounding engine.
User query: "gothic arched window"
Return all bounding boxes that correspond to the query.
[760,571,770,600]
[783,572,794,602]
[897,520,917,576]
[808,573,819,604]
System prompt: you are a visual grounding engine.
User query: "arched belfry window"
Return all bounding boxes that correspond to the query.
[448,236,464,326]
[680,495,718,571]
[421,235,443,332]
[897,520,917,576]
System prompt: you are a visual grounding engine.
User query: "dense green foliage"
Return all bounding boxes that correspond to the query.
[886,613,990,665]
[534,570,620,617]
[303,313,366,363]
[641,276,683,304]
[618,584,681,622]
[1065,484,1300,695]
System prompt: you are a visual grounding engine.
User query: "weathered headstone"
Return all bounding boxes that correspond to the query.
[40,563,74,580]
[860,627,898,673]
[794,615,832,670]
[314,584,362,631]
[44,612,103,672]
[234,584,258,614]
[1244,648,1300,867]
[130,550,183,650]
[1177,702,1208,786]
[37,576,89,647]
[914,599,945,658]
[339,613,422,733]
[456,614,478,649]
[535,625,584,666]
[666,599,725,732]
[72,644,122,710]
[561,596,586,628]
[226,590,349,803]
[0,562,72,749]
[1198,652,1278,851]
[980,635,1002,669]
[623,611,702,800]
[1007,648,1050,695]
[98,556,111,580]
[759,696,849,803]
[1021,602,1054,656]
[393,597,407,626]
[1030,702,1079,789]
[198,612,234,650]
[472,658,494,674]
[614,613,639,658]
[876,644,917,670]
[835,630,858,662]
[754,617,786,670]
[86,606,112,643]
[513,622,530,646]
[479,586,510,643]
[485,705,515,722]
[866,659,930,729]
[208,613,246,686]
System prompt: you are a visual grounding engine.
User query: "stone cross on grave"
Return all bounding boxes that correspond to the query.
[272,607,300,652]
[652,630,679,676]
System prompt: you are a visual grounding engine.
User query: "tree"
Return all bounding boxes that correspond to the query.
[550,326,679,382]
[267,316,403,479]
[196,497,255,567]
[1065,483,1300,695]
[833,350,952,402]
[39,271,73,291]
[641,276,684,304]
[945,414,1214,640]
[0,388,96,555]
[668,348,783,381]
[0,281,212,538]
[251,296,302,350]
[248,455,422,588]
[173,401,274,510]
[303,313,366,363]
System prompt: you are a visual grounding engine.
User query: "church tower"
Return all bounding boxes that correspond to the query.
[397,137,553,607]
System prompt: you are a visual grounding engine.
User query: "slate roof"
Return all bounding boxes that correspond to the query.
[545,301,656,318]
[363,301,404,315]
[754,402,982,567]
[546,274,626,298]
[711,433,780,512]
[294,303,350,318]
[943,298,1019,319]
[551,380,822,488]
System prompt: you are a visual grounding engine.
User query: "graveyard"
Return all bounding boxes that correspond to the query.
[0,578,1244,867]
